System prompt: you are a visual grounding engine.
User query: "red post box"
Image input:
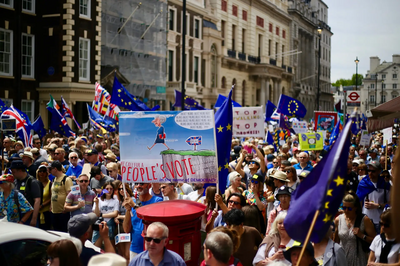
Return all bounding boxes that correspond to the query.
[136,200,206,266]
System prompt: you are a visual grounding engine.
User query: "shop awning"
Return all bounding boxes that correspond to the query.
[367,96,400,132]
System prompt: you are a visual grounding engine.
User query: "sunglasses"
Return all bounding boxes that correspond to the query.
[160,186,168,190]
[251,179,259,184]
[136,183,145,186]
[144,237,166,244]
[79,180,89,183]
[380,222,390,228]
[249,161,257,165]
[283,170,291,173]
[70,157,78,159]
[54,153,60,155]
[367,169,377,173]
[34,142,40,145]
[342,206,353,211]
[299,157,306,159]
[272,162,279,164]
[228,200,241,205]
[118,188,124,191]
[38,170,47,173]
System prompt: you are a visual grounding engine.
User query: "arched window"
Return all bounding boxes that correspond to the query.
[211,44,217,88]
[222,77,226,88]
[242,80,246,106]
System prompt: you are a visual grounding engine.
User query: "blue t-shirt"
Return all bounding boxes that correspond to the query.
[130,196,163,253]
[65,164,83,178]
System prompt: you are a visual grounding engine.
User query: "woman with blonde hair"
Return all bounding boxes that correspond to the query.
[225,171,244,200]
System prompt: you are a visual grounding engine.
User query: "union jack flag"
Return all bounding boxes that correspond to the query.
[1,105,33,147]
[61,96,81,129]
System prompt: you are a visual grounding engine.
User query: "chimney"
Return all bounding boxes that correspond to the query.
[393,54,400,64]
[370,56,380,72]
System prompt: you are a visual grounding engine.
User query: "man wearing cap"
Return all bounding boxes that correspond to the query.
[86,149,107,175]
[31,147,48,166]
[32,136,49,160]
[21,151,38,176]
[236,146,266,188]
[293,152,313,176]
[284,242,318,266]
[89,166,113,194]
[367,148,380,163]
[65,174,96,217]
[50,160,73,232]
[129,221,185,266]
[66,152,83,183]
[68,213,116,266]
[268,170,290,212]
[10,160,41,226]
[0,174,33,223]
[266,185,292,234]
[356,160,390,233]
[93,134,104,149]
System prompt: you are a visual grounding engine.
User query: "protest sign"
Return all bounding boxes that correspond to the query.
[119,110,218,183]
[314,111,337,132]
[275,129,288,146]
[70,185,81,195]
[233,107,264,137]
[299,132,323,150]
[292,121,308,134]
[359,130,371,146]
[383,127,393,145]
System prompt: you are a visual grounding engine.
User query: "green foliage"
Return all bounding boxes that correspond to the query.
[332,74,363,87]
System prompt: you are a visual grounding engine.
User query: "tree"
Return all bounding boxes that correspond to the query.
[332,74,363,87]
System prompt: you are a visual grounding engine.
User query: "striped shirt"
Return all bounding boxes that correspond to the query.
[65,189,96,217]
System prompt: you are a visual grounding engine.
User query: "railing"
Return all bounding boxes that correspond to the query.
[288,67,292,73]
[270,58,276,66]
[282,64,286,70]
[248,55,258,64]
[238,52,246,61]
[227,49,237,59]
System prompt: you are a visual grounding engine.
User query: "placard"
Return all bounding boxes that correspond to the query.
[1,119,16,131]
[383,127,393,144]
[314,111,338,132]
[292,121,308,134]
[232,107,264,137]
[115,233,131,245]
[119,111,218,183]
[299,132,323,151]
[359,130,371,146]
[70,185,81,195]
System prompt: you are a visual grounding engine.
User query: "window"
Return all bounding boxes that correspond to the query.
[275,42,278,59]
[168,50,173,81]
[282,45,284,64]
[256,16,264,28]
[169,9,175,31]
[22,0,34,12]
[21,100,34,121]
[221,76,226,88]
[0,28,12,76]
[221,0,227,12]
[268,39,271,56]
[382,95,386,103]
[0,0,13,8]
[269,23,273,32]
[242,10,247,21]
[194,56,199,84]
[371,84,374,89]
[382,83,386,89]
[79,0,90,18]
[194,18,200,38]
[276,27,279,36]
[79,38,90,81]
[232,25,236,50]
[394,84,397,89]
[282,30,286,39]
[232,5,238,16]
[21,34,34,78]
[382,74,386,79]
[394,74,398,79]
[242,29,245,53]
[369,95,375,103]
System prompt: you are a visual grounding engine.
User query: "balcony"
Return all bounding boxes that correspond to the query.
[282,64,286,70]
[248,55,259,64]
[270,58,277,66]
[288,67,292,73]
[238,52,246,61]
[227,49,237,59]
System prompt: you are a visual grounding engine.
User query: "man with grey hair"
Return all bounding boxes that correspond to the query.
[129,222,185,265]
[147,115,170,150]
[293,152,313,176]
[204,231,234,266]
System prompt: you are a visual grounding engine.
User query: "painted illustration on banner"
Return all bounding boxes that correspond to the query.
[119,110,218,183]
[314,111,338,132]
[233,107,264,137]
[299,132,324,151]
[274,129,288,146]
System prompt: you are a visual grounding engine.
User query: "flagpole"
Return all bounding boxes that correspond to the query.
[296,210,320,266]
[385,140,388,170]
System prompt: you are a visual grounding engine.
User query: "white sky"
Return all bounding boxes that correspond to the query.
[327,0,400,82]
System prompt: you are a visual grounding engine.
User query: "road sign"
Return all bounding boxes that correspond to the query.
[347,90,361,106]
[186,136,202,150]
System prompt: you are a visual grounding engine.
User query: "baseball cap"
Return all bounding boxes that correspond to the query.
[85,149,99,155]
[49,160,63,170]
[0,174,15,183]
[275,185,293,200]
[370,148,378,153]
[96,134,104,139]
[368,160,381,169]
[251,173,265,183]
[68,213,99,238]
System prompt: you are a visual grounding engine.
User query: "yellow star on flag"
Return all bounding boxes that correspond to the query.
[217,125,223,132]
[128,102,132,105]
[326,189,333,196]
[124,102,127,105]
[226,124,232,131]
[224,163,229,169]
[325,202,330,209]
[333,176,344,186]
[121,99,124,102]
[323,214,332,223]
[118,89,121,93]
[218,166,222,172]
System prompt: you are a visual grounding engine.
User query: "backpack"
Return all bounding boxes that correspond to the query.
[13,191,22,222]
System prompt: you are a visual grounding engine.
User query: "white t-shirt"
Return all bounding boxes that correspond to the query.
[370,235,400,263]
[93,197,119,222]
[253,239,294,265]
[186,191,205,202]
[362,182,390,224]
[176,183,194,195]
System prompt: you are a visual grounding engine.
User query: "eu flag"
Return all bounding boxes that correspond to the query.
[277,94,307,118]
[266,131,278,152]
[174,90,206,110]
[110,75,143,111]
[0,98,7,115]
[351,113,361,135]
[361,113,367,130]
[214,89,233,193]
[284,118,352,242]
[329,121,340,146]
[215,94,242,108]
[32,115,47,139]
[265,100,276,122]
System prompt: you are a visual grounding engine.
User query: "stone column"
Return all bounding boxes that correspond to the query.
[260,77,266,109]
[266,78,270,102]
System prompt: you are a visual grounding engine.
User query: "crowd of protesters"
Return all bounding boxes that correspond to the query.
[0,124,399,266]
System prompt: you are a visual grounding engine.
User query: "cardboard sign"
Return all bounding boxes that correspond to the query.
[299,133,323,151]
[119,111,218,183]
[383,127,393,145]
[115,233,131,245]
[233,107,264,137]
[359,130,371,146]
[70,185,81,195]
[292,121,308,134]
[314,112,338,132]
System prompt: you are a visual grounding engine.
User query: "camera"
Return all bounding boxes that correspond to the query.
[92,217,104,231]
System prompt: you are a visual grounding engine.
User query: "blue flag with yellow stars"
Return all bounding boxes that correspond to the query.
[284,117,352,243]
[351,113,361,135]
[329,120,340,146]
[265,100,276,122]
[266,131,278,152]
[174,90,207,110]
[0,98,7,115]
[110,75,144,111]
[32,115,47,139]
[276,94,307,118]
[215,94,242,108]
[87,104,109,134]
[214,89,233,193]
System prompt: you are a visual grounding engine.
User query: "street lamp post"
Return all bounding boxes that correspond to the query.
[316,26,322,111]
[355,56,359,90]
[181,0,187,110]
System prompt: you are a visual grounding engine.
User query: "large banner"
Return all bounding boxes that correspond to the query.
[292,121,308,134]
[299,132,323,151]
[233,107,264,137]
[119,111,218,183]
[314,111,338,132]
